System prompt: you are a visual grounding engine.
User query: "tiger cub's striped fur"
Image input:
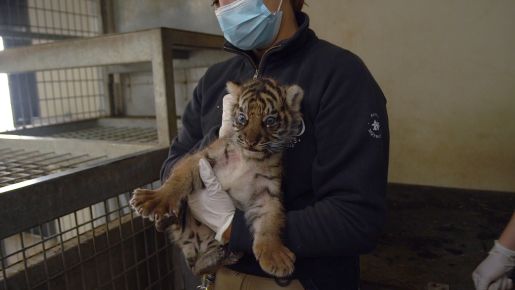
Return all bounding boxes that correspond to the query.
[130,78,304,277]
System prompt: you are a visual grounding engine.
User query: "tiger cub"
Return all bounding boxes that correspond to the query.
[130,78,303,278]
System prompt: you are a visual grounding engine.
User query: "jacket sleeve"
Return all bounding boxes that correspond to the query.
[160,77,219,183]
[228,57,389,258]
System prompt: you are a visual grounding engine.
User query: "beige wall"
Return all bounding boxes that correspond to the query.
[111,0,515,192]
[305,1,515,192]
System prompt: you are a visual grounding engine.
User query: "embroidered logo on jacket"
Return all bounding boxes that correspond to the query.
[368,113,382,139]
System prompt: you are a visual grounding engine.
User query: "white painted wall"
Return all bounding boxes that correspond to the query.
[305,1,515,192]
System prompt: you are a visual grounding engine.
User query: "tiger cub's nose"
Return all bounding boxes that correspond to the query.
[246,134,262,147]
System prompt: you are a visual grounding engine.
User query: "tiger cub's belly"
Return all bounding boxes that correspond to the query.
[213,150,260,208]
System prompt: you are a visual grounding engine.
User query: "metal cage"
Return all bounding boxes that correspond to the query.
[0,6,229,288]
[0,152,174,290]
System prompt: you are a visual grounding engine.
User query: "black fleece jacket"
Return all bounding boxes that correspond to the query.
[160,13,389,290]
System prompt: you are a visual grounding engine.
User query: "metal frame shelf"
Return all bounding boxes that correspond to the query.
[0,28,225,290]
[0,27,224,146]
[0,26,225,235]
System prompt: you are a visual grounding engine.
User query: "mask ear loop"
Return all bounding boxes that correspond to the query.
[296,118,305,136]
[272,0,284,15]
[288,118,305,148]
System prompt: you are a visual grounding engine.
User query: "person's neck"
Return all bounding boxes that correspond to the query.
[254,10,298,59]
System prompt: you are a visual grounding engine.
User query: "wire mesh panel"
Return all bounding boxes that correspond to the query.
[49,126,158,144]
[5,66,108,131]
[0,182,175,290]
[35,67,107,123]
[0,0,106,131]
[0,0,101,45]
[0,146,108,187]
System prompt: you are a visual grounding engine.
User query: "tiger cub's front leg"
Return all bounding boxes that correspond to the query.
[130,154,203,229]
[247,186,296,277]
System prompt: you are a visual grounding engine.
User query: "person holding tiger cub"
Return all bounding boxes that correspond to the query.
[160,0,389,289]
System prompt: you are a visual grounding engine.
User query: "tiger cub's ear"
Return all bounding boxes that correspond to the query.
[226,81,242,97]
[285,85,303,112]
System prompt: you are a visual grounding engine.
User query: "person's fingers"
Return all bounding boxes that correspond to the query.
[487,277,513,290]
[198,158,222,193]
[199,158,215,182]
[498,277,513,290]
[220,94,237,138]
[222,93,237,110]
[473,272,490,290]
[488,279,501,290]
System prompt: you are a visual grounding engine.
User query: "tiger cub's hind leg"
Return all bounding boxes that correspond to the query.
[192,242,226,275]
[172,212,236,275]
[247,189,296,277]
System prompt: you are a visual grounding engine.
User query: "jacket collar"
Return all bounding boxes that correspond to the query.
[223,12,317,67]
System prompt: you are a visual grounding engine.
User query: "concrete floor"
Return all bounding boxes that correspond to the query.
[360,184,515,290]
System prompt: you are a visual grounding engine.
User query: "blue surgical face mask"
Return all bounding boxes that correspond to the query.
[215,0,284,51]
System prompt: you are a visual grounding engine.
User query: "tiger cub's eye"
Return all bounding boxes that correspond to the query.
[264,116,277,127]
[237,113,248,125]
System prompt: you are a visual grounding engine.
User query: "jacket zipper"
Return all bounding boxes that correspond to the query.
[224,46,258,76]
[225,44,283,80]
[253,44,282,79]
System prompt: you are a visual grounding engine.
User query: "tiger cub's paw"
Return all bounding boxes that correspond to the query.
[253,240,296,278]
[130,188,177,226]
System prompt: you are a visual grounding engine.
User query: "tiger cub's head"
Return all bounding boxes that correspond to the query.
[226,78,304,153]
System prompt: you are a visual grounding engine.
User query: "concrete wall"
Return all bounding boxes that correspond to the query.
[121,50,231,122]
[305,1,515,192]
[112,0,221,34]
[111,0,230,123]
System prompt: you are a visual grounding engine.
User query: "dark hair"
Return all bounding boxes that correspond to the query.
[291,0,305,12]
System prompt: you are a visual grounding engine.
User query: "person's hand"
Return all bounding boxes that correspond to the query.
[486,277,513,290]
[188,158,235,243]
[219,93,237,138]
[473,241,515,290]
